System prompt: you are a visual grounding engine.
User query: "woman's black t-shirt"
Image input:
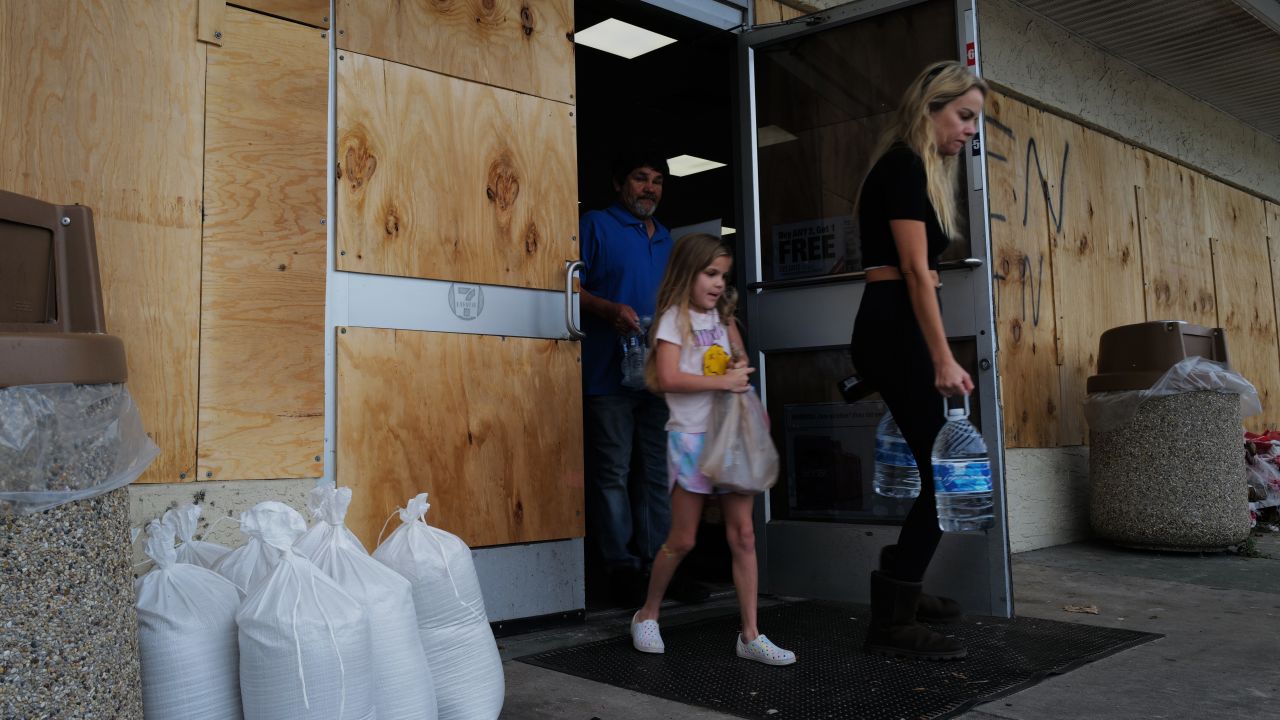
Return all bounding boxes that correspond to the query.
[858,143,951,270]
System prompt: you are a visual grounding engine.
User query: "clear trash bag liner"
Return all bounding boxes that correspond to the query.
[1084,357,1262,433]
[0,383,159,514]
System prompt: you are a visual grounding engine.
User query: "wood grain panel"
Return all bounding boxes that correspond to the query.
[1204,180,1278,429]
[985,92,1062,448]
[1044,118,1146,445]
[1135,152,1215,327]
[336,53,577,289]
[755,0,806,24]
[1,0,205,482]
[231,0,329,28]
[198,8,327,481]
[337,327,584,549]
[336,0,573,104]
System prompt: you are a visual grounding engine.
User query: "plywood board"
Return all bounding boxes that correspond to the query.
[1204,180,1279,429]
[755,1,806,23]
[1135,152,1215,327]
[336,0,573,104]
[336,53,577,289]
[231,0,329,28]
[1,0,205,481]
[985,92,1062,448]
[1043,117,1146,445]
[337,327,584,549]
[198,8,327,481]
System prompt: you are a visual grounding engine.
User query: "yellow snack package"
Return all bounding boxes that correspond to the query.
[703,345,730,376]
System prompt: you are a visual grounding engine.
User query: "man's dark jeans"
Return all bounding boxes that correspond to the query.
[583,391,670,573]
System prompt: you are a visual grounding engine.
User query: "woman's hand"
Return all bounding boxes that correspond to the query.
[722,366,755,393]
[934,359,974,397]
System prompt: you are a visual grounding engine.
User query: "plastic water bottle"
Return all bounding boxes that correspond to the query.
[619,315,652,390]
[873,412,921,498]
[931,395,994,532]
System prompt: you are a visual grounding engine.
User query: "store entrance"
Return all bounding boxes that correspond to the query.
[573,0,741,609]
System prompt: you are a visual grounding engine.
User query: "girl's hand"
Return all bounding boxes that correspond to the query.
[934,359,974,397]
[722,366,755,393]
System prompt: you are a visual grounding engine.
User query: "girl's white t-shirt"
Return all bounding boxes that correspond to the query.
[654,306,733,433]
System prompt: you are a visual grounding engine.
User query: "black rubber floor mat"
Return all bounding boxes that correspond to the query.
[517,600,1160,720]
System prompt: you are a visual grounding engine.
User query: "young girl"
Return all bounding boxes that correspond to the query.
[628,233,796,666]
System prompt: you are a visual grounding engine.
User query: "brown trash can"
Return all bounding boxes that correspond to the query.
[1087,321,1250,552]
[0,190,143,718]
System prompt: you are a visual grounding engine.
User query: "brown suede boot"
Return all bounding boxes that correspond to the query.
[879,545,963,624]
[864,571,967,660]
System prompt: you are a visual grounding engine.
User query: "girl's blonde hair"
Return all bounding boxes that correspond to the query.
[644,233,738,392]
[865,60,988,240]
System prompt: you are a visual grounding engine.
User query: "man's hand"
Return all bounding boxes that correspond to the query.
[611,302,641,334]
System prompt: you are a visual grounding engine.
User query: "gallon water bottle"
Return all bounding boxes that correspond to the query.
[931,395,994,532]
[873,412,920,498]
[619,315,652,390]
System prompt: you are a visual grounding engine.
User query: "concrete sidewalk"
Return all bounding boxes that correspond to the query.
[497,534,1280,719]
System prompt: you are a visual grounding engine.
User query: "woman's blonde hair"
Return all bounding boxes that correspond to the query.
[866,60,988,240]
[643,233,738,392]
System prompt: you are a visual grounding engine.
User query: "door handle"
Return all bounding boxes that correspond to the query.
[564,259,585,340]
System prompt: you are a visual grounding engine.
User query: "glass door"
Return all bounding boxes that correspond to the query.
[738,0,1011,616]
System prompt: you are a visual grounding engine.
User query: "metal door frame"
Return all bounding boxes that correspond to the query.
[735,0,1012,617]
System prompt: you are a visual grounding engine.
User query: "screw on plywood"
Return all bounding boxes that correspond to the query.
[323,16,328,23]
[314,455,321,462]
[206,471,213,478]
[340,328,347,334]
[179,472,187,479]
[320,219,326,225]
[60,217,70,226]
[214,31,222,40]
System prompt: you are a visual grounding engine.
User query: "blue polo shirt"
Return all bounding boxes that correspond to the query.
[580,202,673,396]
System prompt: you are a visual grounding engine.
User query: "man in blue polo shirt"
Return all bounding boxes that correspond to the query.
[579,151,675,605]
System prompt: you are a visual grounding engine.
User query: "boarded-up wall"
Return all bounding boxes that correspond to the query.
[989,90,1280,445]
[336,327,584,549]
[1,0,205,482]
[198,8,327,481]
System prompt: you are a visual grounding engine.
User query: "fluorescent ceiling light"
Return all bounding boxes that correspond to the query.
[574,19,675,60]
[721,227,736,236]
[667,154,726,177]
[757,125,799,147]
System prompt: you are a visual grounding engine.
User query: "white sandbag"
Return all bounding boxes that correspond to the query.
[213,501,299,594]
[297,482,438,720]
[163,503,231,569]
[373,494,503,720]
[135,520,243,720]
[237,502,377,720]
[294,482,369,558]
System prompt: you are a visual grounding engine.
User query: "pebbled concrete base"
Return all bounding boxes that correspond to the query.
[1,487,142,719]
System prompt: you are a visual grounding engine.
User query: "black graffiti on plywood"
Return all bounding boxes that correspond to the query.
[1022,138,1070,232]
[985,116,1070,232]
[993,253,1046,337]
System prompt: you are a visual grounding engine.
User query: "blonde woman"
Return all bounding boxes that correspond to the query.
[851,60,987,660]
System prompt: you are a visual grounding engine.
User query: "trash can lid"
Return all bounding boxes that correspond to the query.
[1087,321,1228,393]
[0,332,127,387]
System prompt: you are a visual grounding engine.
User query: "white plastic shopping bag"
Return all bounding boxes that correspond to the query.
[213,501,302,594]
[373,494,504,720]
[135,520,243,720]
[237,501,377,720]
[163,503,231,569]
[296,482,439,720]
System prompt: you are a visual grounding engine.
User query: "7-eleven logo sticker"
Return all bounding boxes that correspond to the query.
[966,42,976,65]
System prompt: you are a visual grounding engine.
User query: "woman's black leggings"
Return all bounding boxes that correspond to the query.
[850,280,946,582]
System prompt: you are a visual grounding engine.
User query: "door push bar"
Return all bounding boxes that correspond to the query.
[564,259,585,340]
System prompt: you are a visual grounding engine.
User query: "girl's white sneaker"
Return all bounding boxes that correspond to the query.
[735,633,796,666]
[631,612,665,654]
